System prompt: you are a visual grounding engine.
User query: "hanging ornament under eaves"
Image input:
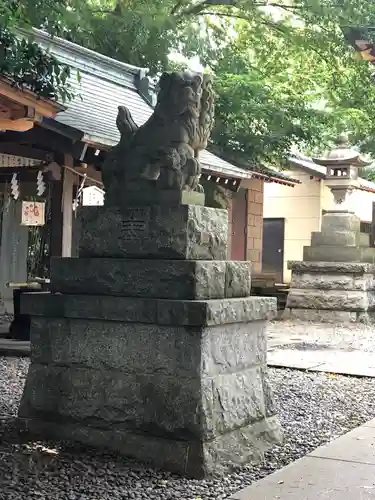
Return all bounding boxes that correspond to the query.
[10,173,19,200]
[72,173,87,212]
[36,170,46,196]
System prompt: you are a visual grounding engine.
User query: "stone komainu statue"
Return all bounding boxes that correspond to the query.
[101,71,215,204]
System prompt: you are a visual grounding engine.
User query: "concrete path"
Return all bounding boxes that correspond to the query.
[231,418,375,499]
[267,320,375,377]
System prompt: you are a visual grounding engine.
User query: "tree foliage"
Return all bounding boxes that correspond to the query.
[5,0,375,164]
[208,17,375,164]
[0,28,73,101]
[0,1,74,101]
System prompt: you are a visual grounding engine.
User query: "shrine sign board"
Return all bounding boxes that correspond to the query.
[21,201,45,226]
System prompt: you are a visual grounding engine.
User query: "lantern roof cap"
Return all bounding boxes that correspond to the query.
[313,134,372,167]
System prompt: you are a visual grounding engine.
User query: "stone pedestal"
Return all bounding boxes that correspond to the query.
[286,211,375,323]
[303,212,375,263]
[18,202,281,478]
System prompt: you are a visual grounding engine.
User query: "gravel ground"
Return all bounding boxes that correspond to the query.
[0,357,375,500]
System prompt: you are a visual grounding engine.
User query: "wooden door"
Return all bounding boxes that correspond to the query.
[262,218,285,282]
[230,188,247,260]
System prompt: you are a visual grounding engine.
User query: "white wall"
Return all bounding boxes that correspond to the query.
[264,169,322,283]
[264,168,375,283]
[321,179,375,222]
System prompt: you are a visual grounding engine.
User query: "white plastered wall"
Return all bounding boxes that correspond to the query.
[263,169,323,283]
[322,181,375,222]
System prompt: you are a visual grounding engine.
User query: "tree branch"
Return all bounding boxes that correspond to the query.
[171,1,186,15]
[90,1,123,16]
[175,0,238,17]
[196,10,290,34]
[197,10,251,21]
[173,0,306,17]
[260,2,305,10]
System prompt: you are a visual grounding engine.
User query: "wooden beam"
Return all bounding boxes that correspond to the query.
[81,147,106,167]
[0,118,35,132]
[74,165,103,184]
[0,129,36,144]
[10,105,36,121]
[0,143,54,161]
[0,126,77,157]
[23,125,76,153]
[40,117,84,142]
[0,78,65,117]
[201,172,241,192]
[0,126,106,167]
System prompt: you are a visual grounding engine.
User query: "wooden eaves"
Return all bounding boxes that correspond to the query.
[0,77,65,133]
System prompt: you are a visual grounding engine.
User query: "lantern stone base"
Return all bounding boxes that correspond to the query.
[285,262,375,323]
[303,212,375,263]
[284,212,375,323]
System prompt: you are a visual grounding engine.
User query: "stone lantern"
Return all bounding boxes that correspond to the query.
[313,134,371,206]
[285,136,375,324]
[301,135,372,254]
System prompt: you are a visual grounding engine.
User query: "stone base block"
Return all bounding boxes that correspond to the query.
[21,293,277,326]
[288,261,375,274]
[286,260,375,323]
[360,232,371,247]
[320,211,360,233]
[303,245,375,263]
[290,271,375,292]
[310,230,359,247]
[18,303,281,477]
[50,258,252,300]
[20,415,282,478]
[283,308,359,323]
[26,316,273,372]
[79,204,228,260]
[286,288,375,311]
[283,308,375,324]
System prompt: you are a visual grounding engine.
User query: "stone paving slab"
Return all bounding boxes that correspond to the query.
[267,320,375,377]
[313,362,375,378]
[309,425,375,465]
[231,420,375,500]
[364,419,375,428]
[268,348,375,377]
[267,349,325,371]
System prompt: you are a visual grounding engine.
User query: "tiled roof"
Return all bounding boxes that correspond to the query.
[30,29,152,148]
[357,177,375,194]
[288,154,326,176]
[289,154,375,192]
[199,150,252,179]
[246,163,300,185]
[209,151,300,185]
[30,29,297,184]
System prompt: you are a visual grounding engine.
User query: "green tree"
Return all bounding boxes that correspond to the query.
[6,0,375,162]
[207,18,375,164]
[0,0,74,101]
